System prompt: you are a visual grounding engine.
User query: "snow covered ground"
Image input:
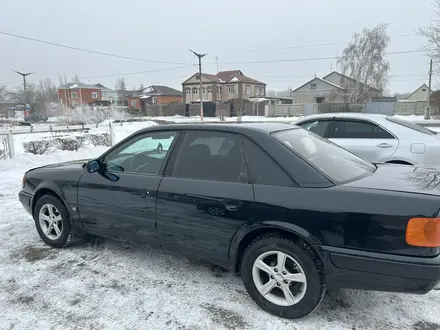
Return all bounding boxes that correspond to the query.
[2,117,440,329]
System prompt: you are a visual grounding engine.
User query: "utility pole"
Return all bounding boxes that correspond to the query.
[215,56,219,73]
[189,49,207,121]
[12,70,34,104]
[426,59,433,120]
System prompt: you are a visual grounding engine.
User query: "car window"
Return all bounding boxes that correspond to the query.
[298,120,332,138]
[242,138,294,186]
[330,120,394,139]
[386,116,437,135]
[103,131,177,175]
[172,131,249,183]
[272,128,376,184]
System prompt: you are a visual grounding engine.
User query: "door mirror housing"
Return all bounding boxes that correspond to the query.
[86,160,101,173]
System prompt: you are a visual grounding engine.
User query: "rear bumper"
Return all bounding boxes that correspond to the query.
[322,246,440,294]
[19,190,33,216]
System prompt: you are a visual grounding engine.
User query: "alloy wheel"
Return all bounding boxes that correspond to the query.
[38,204,63,240]
[252,250,307,306]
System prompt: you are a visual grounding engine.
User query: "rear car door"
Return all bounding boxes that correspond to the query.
[156,130,254,267]
[77,130,178,241]
[296,118,333,138]
[328,119,398,162]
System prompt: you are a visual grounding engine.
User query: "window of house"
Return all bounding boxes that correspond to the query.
[246,85,251,95]
[259,87,265,95]
[228,85,235,94]
[207,87,212,94]
[217,86,222,95]
[172,131,248,183]
[71,92,78,98]
[315,97,324,103]
[329,120,395,139]
[242,138,293,186]
[422,88,427,91]
[202,87,206,94]
[185,88,191,95]
[310,83,317,90]
[255,86,260,96]
[152,97,158,104]
[103,131,177,175]
[91,92,98,99]
[131,100,137,107]
[192,88,198,95]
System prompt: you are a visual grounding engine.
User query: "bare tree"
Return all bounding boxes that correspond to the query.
[58,74,68,86]
[72,74,81,83]
[8,83,38,113]
[0,85,7,102]
[338,23,390,103]
[418,0,440,70]
[115,77,127,106]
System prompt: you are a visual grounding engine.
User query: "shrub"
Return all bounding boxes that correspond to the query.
[88,133,110,147]
[54,137,83,151]
[23,140,53,155]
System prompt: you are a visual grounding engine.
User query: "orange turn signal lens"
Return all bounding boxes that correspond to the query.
[406,217,440,247]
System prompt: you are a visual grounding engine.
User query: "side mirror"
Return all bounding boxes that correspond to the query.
[86,160,100,173]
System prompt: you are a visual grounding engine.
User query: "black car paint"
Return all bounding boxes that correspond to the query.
[19,123,440,294]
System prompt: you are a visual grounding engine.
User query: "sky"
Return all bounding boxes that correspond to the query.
[0,0,437,95]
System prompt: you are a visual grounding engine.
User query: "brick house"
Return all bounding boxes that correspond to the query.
[182,70,266,104]
[128,85,183,109]
[58,83,103,108]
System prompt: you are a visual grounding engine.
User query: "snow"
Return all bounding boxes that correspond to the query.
[2,116,440,329]
[230,77,240,82]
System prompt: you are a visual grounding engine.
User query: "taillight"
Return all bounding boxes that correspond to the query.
[406,217,440,247]
[22,175,26,188]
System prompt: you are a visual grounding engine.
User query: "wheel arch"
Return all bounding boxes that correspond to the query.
[229,223,323,273]
[31,184,68,217]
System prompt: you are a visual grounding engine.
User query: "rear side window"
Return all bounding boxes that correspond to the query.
[386,116,437,135]
[330,120,394,139]
[243,138,294,187]
[172,131,249,183]
[298,120,331,138]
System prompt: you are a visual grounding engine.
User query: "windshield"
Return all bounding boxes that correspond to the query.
[272,128,376,184]
[386,116,437,135]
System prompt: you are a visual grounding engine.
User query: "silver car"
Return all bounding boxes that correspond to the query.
[292,113,440,169]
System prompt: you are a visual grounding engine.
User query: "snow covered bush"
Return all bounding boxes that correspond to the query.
[23,140,53,155]
[54,137,84,151]
[88,133,110,147]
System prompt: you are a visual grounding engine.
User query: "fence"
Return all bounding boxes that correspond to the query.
[0,131,14,159]
[268,101,434,117]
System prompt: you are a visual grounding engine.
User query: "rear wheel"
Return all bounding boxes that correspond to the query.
[34,195,73,248]
[240,234,325,319]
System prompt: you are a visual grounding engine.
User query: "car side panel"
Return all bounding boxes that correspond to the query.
[229,184,440,264]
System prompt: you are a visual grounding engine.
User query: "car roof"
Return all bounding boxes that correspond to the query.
[141,122,297,134]
[294,112,388,122]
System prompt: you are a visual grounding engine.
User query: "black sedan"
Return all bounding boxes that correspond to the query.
[19,123,440,319]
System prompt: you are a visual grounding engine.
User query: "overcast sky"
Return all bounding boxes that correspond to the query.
[0,0,436,94]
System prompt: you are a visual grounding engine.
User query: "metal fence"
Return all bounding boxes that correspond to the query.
[0,132,14,159]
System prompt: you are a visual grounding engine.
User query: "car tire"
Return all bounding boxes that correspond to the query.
[33,195,74,248]
[240,233,325,319]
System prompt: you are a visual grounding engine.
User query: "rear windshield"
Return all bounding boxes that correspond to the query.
[386,116,437,135]
[272,128,376,184]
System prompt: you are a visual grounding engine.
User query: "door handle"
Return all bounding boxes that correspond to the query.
[225,202,239,211]
[376,143,393,148]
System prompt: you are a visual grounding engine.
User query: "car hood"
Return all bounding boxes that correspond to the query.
[343,163,440,197]
[28,159,90,172]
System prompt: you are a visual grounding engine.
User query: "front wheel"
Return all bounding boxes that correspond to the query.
[240,234,325,319]
[34,195,73,248]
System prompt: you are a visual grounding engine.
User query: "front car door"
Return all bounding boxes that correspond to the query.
[156,130,255,267]
[328,118,398,162]
[77,130,179,241]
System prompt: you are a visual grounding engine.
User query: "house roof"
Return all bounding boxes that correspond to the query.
[322,71,381,92]
[182,70,265,85]
[407,83,429,99]
[59,82,99,89]
[139,85,182,96]
[291,77,346,93]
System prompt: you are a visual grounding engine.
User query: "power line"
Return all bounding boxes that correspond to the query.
[210,49,427,66]
[79,65,192,80]
[227,33,419,53]
[0,31,188,65]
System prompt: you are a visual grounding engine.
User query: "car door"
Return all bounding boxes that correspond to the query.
[296,118,333,138]
[328,119,398,162]
[77,130,179,241]
[156,130,255,267]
